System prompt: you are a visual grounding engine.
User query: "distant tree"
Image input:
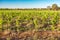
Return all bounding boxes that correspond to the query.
[47,6,51,10]
[52,4,58,10]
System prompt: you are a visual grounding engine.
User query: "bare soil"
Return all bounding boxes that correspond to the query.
[0,30,60,40]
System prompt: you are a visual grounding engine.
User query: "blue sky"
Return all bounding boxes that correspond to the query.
[0,0,60,8]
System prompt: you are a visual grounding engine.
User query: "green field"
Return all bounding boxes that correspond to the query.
[0,10,60,31]
[0,10,60,40]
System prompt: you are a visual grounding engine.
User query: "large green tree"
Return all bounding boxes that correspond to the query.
[52,4,58,10]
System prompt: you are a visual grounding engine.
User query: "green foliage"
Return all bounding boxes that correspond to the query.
[0,10,60,31]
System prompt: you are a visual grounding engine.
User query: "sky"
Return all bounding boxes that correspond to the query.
[0,0,60,8]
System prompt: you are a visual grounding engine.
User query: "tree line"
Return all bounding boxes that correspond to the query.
[0,4,60,10]
[47,4,60,10]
